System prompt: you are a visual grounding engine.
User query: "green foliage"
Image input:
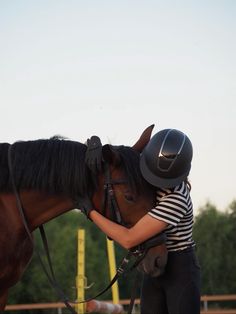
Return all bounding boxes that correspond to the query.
[193,200,236,295]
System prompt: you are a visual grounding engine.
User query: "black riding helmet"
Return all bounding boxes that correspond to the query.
[140,129,193,188]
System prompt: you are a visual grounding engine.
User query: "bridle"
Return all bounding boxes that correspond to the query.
[7,143,166,314]
[101,162,126,225]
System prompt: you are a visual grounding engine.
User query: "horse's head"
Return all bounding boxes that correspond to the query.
[89,125,167,277]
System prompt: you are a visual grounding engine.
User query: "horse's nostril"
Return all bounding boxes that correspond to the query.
[154,257,160,267]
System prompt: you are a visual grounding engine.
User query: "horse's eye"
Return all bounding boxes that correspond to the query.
[124,194,135,202]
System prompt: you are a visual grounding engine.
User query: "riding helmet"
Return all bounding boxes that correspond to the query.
[140,129,193,188]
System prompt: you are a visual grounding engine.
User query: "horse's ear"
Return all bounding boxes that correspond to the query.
[102,144,121,165]
[132,124,155,153]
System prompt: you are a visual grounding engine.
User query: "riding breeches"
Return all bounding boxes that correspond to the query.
[140,247,201,314]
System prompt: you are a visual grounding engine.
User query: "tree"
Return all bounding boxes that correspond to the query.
[193,201,236,295]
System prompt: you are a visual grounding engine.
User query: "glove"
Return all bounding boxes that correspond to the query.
[85,136,103,173]
[76,197,93,219]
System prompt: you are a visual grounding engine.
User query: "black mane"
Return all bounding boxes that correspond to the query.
[0,138,153,199]
[0,138,92,197]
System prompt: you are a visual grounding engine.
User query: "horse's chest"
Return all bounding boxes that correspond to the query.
[0,231,33,289]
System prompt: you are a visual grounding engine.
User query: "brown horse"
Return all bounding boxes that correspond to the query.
[0,125,167,311]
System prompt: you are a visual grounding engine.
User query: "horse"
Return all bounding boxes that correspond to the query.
[0,125,167,311]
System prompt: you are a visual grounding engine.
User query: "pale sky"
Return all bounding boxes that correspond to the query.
[0,0,235,212]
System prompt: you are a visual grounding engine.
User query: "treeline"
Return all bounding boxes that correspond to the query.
[193,200,236,295]
[8,201,236,313]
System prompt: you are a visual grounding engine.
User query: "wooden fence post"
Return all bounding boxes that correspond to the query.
[76,229,85,314]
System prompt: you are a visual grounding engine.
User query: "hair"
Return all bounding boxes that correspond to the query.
[0,138,153,199]
[185,178,192,191]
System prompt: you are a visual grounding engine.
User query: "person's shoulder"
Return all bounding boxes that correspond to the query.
[158,182,189,202]
[157,182,185,195]
[156,187,172,199]
[156,182,190,204]
[173,181,189,195]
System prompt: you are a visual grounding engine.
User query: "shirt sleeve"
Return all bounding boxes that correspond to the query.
[148,192,188,226]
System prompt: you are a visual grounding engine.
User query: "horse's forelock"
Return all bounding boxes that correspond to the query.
[115,145,153,195]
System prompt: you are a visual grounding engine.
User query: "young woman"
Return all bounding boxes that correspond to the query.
[78,128,201,314]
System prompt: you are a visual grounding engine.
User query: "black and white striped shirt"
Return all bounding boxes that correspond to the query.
[148,182,195,252]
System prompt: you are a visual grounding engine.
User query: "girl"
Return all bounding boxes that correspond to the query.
[78,128,201,314]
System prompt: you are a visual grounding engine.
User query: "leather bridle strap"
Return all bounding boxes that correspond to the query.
[78,249,147,311]
[7,144,78,314]
[102,163,126,225]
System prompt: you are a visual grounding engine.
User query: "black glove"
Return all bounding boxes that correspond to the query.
[76,197,93,219]
[85,136,103,173]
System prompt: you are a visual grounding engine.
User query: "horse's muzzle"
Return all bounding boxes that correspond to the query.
[137,244,168,277]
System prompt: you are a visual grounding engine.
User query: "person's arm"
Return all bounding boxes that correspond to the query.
[89,210,167,249]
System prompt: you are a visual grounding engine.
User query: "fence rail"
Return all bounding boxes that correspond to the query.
[201,294,236,313]
[5,294,236,313]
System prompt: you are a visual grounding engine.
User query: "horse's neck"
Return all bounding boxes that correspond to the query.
[17,191,74,231]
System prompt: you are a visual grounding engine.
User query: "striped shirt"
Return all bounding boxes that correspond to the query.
[148,182,195,252]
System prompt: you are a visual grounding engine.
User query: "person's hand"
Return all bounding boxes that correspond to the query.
[76,197,93,219]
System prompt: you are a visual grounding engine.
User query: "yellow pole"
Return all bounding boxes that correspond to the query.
[76,229,85,314]
[106,238,120,304]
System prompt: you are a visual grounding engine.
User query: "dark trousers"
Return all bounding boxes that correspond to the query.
[140,247,201,314]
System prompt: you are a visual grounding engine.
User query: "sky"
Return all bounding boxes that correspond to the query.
[0,0,235,213]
